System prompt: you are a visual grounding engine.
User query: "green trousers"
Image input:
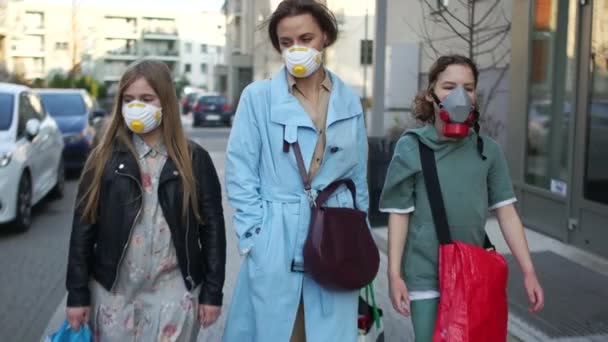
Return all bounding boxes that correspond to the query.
[411,298,439,342]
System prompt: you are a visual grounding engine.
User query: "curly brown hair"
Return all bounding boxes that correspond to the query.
[412,55,479,123]
[412,55,486,159]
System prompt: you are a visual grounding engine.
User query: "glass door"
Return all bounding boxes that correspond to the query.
[569,0,608,257]
[517,0,579,241]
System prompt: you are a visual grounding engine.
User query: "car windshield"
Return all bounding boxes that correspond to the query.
[198,96,226,105]
[0,93,14,130]
[39,93,86,117]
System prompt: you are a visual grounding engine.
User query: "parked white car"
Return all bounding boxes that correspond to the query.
[0,83,65,231]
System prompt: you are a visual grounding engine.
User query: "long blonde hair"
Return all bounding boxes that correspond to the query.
[79,60,201,223]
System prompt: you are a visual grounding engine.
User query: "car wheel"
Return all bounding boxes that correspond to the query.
[13,173,32,232]
[50,159,65,199]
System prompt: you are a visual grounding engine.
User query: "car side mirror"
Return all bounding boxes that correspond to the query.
[25,119,41,140]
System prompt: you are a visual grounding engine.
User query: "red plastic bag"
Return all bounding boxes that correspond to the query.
[433,241,509,342]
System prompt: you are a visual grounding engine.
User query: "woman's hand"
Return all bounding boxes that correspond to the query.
[199,304,221,329]
[524,272,544,313]
[66,306,90,331]
[389,274,410,316]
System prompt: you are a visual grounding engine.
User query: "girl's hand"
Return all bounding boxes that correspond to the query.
[524,272,544,313]
[66,306,90,331]
[389,274,411,316]
[199,304,221,329]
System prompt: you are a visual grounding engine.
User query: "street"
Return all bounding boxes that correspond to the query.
[0,125,413,342]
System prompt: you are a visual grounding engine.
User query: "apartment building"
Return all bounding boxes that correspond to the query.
[98,13,181,91]
[0,1,226,95]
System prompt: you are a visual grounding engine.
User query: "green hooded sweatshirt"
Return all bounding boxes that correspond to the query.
[379,125,516,291]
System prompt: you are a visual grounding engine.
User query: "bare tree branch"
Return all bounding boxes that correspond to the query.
[436,2,470,29]
[475,0,502,27]
[474,25,511,48]
[474,27,510,57]
[493,47,511,67]
[421,0,471,44]
[419,1,441,59]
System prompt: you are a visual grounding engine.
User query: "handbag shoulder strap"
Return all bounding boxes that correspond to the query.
[315,179,357,208]
[418,140,494,249]
[418,141,452,245]
[291,141,312,192]
[284,132,357,208]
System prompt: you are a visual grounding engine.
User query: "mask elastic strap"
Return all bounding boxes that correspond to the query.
[430,91,443,108]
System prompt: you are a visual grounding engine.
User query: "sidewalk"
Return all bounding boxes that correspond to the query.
[372,219,608,342]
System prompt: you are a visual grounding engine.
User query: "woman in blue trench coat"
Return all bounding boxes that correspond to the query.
[222,1,369,341]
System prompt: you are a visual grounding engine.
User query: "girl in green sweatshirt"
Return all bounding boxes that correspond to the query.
[380,55,545,341]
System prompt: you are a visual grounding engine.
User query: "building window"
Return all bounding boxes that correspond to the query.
[584,0,608,204]
[184,63,191,73]
[185,43,192,54]
[525,0,575,192]
[25,11,44,30]
[201,44,208,53]
[201,63,208,74]
[217,46,222,54]
[55,42,68,50]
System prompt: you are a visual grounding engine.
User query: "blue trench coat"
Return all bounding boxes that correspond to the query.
[222,68,370,342]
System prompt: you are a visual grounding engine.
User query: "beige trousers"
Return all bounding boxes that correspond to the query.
[290,297,306,342]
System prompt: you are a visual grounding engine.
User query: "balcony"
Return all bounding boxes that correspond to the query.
[104,49,138,61]
[141,49,179,61]
[142,27,178,40]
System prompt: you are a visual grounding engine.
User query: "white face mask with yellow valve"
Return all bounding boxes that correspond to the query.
[122,101,163,134]
[282,45,323,78]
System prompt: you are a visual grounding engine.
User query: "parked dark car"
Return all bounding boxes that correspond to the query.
[181,92,200,115]
[36,89,107,170]
[192,95,234,127]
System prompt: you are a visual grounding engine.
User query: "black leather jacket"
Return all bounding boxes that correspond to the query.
[66,140,226,307]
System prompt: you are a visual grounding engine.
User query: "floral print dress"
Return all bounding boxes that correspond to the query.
[90,135,200,342]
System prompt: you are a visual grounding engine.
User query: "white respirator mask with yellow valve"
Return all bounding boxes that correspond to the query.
[282,45,323,78]
[122,101,163,134]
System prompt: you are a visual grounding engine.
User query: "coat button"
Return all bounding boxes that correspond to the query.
[330,146,339,153]
[245,232,252,238]
[255,227,261,234]
[173,171,179,176]
[118,164,124,169]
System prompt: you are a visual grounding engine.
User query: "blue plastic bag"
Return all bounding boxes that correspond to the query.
[45,320,92,342]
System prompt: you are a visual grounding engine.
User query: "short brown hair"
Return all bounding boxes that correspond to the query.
[267,0,339,52]
[412,55,479,123]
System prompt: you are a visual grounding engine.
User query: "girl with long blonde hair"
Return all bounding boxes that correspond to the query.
[65,59,226,341]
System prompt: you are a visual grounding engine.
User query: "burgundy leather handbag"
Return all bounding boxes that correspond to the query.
[285,140,380,290]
